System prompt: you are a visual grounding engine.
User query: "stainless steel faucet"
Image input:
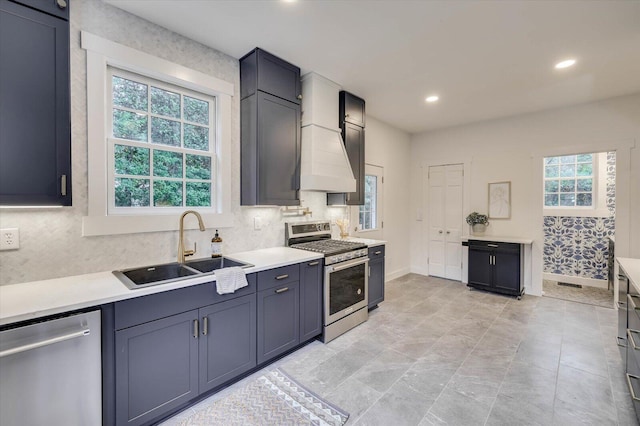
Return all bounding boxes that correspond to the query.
[178,210,206,263]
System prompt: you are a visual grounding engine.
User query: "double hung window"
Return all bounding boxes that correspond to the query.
[108,69,215,213]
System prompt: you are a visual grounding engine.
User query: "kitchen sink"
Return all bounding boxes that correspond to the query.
[185,257,248,273]
[113,257,253,290]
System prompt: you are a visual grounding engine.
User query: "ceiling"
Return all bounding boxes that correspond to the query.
[105,0,640,134]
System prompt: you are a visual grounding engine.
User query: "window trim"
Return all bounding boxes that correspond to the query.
[543,152,609,218]
[81,32,233,236]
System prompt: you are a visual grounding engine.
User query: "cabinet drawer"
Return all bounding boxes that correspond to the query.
[115,274,256,330]
[257,264,299,291]
[368,245,385,258]
[468,240,520,253]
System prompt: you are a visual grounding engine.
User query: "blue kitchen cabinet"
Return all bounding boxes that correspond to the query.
[115,310,200,426]
[240,48,301,206]
[198,294,257,393]
[368,245,385,309]
[0,0,71,205]
[299,259,323,342]
[327,91,365,206]
[256,265,300,364]
[112,275,258,425]
[467,240,523,297]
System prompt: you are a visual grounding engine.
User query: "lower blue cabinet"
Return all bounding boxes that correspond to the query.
[199,294,257,393]
[115,310,199,426]
[256,281,300,364]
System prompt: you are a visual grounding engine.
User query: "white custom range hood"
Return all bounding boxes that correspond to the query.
[299,73,356,193]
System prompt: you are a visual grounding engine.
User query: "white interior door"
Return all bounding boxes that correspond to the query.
[428,164,463,280]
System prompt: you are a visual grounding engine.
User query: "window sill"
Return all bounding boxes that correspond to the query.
[543,207,612,218]
[82,212,233,236]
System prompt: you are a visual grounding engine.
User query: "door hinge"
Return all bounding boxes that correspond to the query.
[381,221,384,229]
[382,176,384,184]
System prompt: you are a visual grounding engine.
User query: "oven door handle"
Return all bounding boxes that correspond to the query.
[329,257,370,272]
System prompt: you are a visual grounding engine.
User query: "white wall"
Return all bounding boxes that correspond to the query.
[0,0,412,285]
[363,117,412,279]
[410,93,640,295]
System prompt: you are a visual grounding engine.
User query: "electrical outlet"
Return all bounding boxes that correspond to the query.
[0,228,19,250]
[254,217,263,230]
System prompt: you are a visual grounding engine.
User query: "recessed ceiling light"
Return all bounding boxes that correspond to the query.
[425,95,439,103]
[282,0,297,3]
[555,59,576,69]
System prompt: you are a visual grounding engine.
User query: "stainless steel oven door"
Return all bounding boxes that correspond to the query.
[324,257,369,326]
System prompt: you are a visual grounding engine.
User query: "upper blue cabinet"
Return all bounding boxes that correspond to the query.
[240,48,301,206]
[0,0,71,206]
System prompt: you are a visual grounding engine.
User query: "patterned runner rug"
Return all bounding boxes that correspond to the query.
[176,369,349,426]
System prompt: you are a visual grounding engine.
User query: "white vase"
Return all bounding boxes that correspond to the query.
[472,223,486,235]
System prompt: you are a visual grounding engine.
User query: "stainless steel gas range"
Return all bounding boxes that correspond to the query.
[286,221,369,343]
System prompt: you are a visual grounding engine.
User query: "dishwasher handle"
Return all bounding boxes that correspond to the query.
[0,326,90,358]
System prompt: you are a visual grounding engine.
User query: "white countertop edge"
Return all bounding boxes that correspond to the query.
[0,247,323,327]
[342,237,387,247]
[462,235,534,245]
[618,257,640,293]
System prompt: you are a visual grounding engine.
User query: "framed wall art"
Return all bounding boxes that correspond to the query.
[488,181,511,219]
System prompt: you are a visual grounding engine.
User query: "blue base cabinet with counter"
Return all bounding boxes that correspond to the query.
[467,240,524,298]
[104,259,323,426]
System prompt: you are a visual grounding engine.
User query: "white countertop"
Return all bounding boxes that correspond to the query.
[618,257,640,293]
[0,247,322,327]
[342,236,386,247]
[462,235,534,245]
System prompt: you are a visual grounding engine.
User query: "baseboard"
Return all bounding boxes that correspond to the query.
[386,267,411,281]
[543,273,608,289]
[409,266,429,276]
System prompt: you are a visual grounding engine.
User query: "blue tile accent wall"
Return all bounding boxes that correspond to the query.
[543,152,616,280]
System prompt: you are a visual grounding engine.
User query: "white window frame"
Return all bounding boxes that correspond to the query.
[81,32,233,236]
[543,152,609,218]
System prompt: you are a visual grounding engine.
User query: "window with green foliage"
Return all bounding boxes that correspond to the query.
[543,154,594,208]
[108,68,215,212]
[359,175,378,230]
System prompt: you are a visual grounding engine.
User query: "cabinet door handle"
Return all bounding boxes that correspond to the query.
[297,94,303,100]
[275,274,289,280]
[56,0,67,9]
[193,319,199,339]
[375,251,382,255]
[275,287,289,294]
[345,113,350,118]
[438,230,443,234]
[61,175,67,196]
[487,244,499,248]
[202,317,208,336]
[308,261,319,266]
[627,374,640,401]
[446,231,451,234]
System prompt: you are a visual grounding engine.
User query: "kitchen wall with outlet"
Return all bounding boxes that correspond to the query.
[0,0,412,285]
[409,92,640,295]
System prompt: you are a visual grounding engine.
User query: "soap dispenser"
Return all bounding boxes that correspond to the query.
[211,230,223,258]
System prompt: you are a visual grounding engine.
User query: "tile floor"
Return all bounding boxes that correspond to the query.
[163,274,638,426]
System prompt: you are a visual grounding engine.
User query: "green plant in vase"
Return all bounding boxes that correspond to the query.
[466,212,489,234]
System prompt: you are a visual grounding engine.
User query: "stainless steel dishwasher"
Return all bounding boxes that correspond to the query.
[0,310,102,425]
